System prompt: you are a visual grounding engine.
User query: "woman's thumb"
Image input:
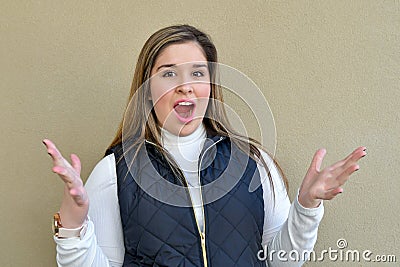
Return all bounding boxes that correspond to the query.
[309,148,326,172]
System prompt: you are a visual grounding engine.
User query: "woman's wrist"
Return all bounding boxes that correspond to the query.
[59,204,88,229]
[298,190,322,209]
[59,185,89,228]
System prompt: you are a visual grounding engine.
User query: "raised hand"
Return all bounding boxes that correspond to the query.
[43,139,89,228]
[298,146,367,208]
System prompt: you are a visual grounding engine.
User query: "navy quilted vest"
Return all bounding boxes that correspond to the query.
[107,136,265,266]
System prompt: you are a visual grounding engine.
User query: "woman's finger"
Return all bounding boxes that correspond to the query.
[321,147,365,180]
[334,164,359,187]
[52,166,76,184]
[70,154,81,174]
[330,149,365,178]
[330,146,366,171]
[320,163,359,192]
[44,139,79,180]
[322,187,343,200]
[322,163,359,196]
[43,139,66,166]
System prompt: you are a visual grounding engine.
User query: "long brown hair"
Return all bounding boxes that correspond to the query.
[107,24,288,199]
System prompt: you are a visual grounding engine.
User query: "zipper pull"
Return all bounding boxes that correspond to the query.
[200,232,206,244]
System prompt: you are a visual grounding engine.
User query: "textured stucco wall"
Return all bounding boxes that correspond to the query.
[1,1,399,266]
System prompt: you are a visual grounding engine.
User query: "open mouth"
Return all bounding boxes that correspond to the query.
[173,99,196,123]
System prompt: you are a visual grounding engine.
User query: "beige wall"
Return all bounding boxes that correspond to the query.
[1,1,399,266]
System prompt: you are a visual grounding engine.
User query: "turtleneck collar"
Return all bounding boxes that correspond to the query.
[161,123,206,147]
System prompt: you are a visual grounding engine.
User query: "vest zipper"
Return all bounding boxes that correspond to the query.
[185,183,208,267]
[145,136,225,267]
[196,136,224,267]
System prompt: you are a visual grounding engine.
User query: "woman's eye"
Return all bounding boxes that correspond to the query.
[192,71,204,77]
[162,71,176,77]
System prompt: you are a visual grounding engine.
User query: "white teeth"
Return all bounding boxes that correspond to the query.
[178,101,193,106]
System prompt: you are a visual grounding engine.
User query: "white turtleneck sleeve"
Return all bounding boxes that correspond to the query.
[53,124,323,266]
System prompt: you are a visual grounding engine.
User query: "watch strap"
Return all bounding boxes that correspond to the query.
[53,212,88,239]
[57,223,87,238]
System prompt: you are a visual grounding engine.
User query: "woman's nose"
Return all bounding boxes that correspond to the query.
[176,82,193,94]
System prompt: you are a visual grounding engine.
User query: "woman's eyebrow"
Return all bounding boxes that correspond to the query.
[192,63,207,68]
[156,63,207,72]
[156,64,176,71]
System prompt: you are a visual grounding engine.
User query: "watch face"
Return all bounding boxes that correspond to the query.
[52,213,61,236]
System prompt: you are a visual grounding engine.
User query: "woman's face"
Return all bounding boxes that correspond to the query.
[150,41,211,136]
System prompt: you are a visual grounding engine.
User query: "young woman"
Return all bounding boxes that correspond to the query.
[44,24,366,266]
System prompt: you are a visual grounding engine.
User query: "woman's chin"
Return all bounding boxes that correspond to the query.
[163,118,203,137]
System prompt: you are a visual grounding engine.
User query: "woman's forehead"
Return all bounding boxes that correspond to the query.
[152,42,207,70]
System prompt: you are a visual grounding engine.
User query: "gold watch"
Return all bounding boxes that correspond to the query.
[52,212,86,238]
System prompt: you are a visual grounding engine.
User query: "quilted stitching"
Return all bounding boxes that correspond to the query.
[201,142,264,266]
[112,137,265,266]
